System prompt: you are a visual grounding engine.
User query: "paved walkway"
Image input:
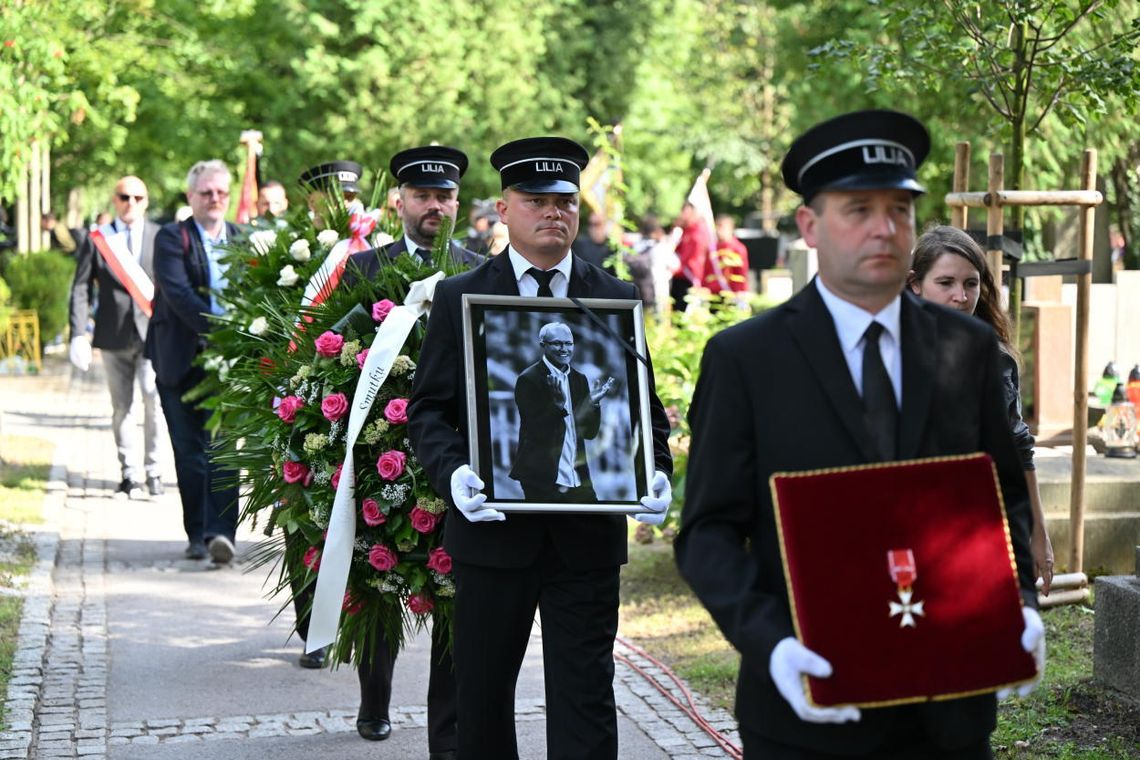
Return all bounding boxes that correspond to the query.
[0,358,740,759]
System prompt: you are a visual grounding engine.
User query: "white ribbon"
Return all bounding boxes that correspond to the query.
[306,271,446,651]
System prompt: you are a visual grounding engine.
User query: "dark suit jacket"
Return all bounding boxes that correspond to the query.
[508,359,601,489]
[145,219,240,388]
[408,253,673,571]
[69,220,159,350]
[674,281,1035,754]
[344,237,482,285]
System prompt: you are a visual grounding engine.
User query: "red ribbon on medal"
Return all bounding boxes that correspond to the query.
[887,548,924,628]
[887,549,916,588]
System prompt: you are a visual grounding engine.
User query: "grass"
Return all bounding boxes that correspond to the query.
[619,541,1140,758]
[0,433,54,730]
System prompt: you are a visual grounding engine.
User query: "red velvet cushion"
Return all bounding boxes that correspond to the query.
[771,453,1037,707]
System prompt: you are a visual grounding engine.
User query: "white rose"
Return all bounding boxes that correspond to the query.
[204,355,223,372]
[317,229,340,248]
[289,238,312,262]
[277,265,300,287]
[249,230,277,255]
[248,316,268,336]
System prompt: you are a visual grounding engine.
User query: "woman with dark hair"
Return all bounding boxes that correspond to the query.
[908,225,1054,594]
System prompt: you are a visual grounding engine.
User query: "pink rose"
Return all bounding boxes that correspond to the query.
[372,299,396,323]
[376,450,407,481]
[356,349,370,369]
[321,392,349,422]
[342,591,363,615]
[383,398,409,425]
[331,463,343,490]
[410,506,440,534]
[361,498,385,526]
[426,547,452,574]
[368,543,398,572]
[314,330,344,357]
[276,396,304,424]
[407,593,434,616]
[283,461,310,484]
[303,546,321,571]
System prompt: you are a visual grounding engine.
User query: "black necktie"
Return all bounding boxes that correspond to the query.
[862,321,898,460]
[528,267,556,297]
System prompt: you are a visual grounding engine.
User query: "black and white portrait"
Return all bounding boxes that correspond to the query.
[462,295,653,513]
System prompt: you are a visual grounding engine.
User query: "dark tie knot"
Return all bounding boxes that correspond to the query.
[528,267,557,296]
[864,321,884,343]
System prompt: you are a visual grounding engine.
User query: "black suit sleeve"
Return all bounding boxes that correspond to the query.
[408,280,470,500]
[675,335,794,664]
[154,223,211,336]
[979,335,1037,607]
[570,371,601,440]
[69,235,96,339]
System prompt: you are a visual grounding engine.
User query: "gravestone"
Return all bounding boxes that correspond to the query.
[1093,546,1140,699]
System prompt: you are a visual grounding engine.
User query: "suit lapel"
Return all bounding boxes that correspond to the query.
[786,282,879,461]
[567,255,593,298]
[897,291,937,459]
[488,251,521,296]
[141,221,158,277]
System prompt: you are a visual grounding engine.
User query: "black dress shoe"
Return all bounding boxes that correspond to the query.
[146,475,165,497]
[297,646,326,669]
[428,752,457,760]
[356,718,391,741]
[115,479,143,499]
[184,541,208,560]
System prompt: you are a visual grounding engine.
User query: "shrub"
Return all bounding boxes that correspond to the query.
[3,251,75,346]
[0,275,11,335]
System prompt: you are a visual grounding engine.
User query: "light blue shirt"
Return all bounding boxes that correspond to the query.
[814,277,902,406]
[195,221,228,316]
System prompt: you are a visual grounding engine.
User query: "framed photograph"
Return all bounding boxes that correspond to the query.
[462,295,655,514]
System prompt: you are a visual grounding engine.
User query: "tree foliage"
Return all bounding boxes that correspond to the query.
[2,0,1138,254]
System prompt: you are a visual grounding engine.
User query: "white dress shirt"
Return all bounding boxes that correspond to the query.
[814,277,902,406]
[508,246,573,298]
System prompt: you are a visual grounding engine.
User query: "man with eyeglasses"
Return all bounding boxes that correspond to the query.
[69,175,164,500]
[509,321,615,503]
[146,160,241,564]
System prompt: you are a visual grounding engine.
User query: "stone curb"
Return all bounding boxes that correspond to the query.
[0,448,66,759]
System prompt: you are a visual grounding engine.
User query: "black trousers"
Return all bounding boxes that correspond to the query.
[358,616,457,753]
[741,724,994,759]
[452,549,620,760]
[156,376,237,544]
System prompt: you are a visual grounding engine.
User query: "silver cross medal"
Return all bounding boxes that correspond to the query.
[889,589,925,628]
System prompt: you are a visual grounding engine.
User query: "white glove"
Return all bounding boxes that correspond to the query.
[769,638,861,724]
[634,470,671,525]
[69,336,92,372]
[997,607,1045,699]
[450,465,505,523]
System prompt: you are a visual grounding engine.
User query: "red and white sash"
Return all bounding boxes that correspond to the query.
[89,224,154,318]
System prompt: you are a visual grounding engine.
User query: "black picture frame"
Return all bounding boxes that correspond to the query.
[462,295,655,514]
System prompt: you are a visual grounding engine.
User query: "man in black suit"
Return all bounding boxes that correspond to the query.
[509,321,615,502]
[346,145,482,280]
[69,175,164,499]
[146,160,241,564]
[675,110,1045,759]
[338,147,480,759]
[408,136,674,760]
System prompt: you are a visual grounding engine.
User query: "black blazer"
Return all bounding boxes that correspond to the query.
[344,237,482,285]
[145,219,240,387]
[408,252,673,571]
[674,281,1035,754]
[69,220,159,350]
[508,359,600,489]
